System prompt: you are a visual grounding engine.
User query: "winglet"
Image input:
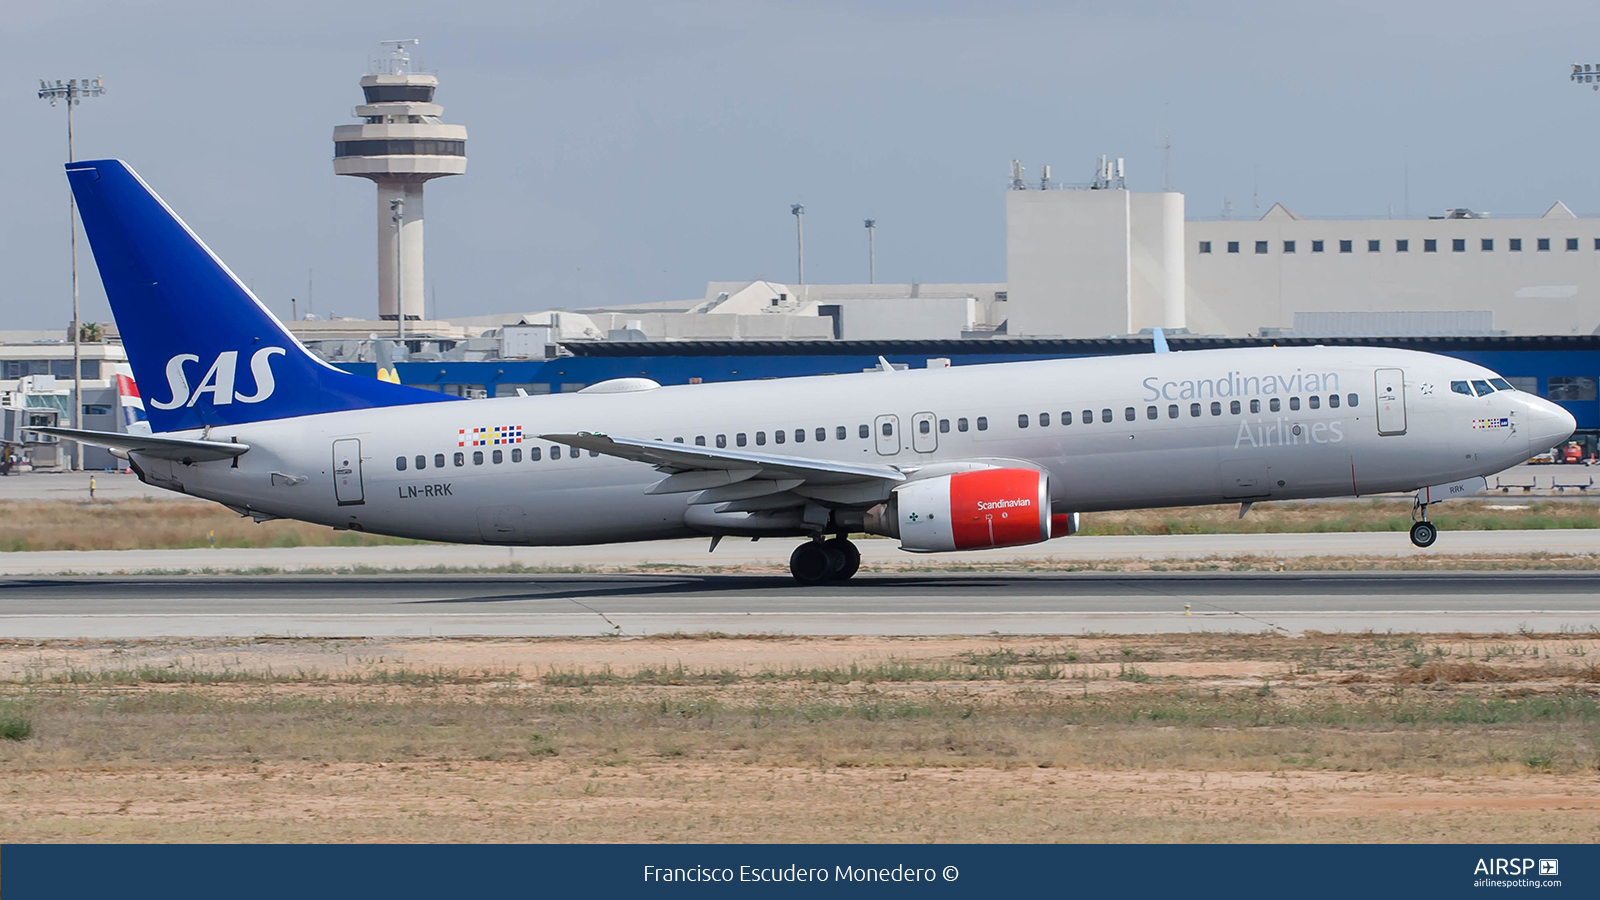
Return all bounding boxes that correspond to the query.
[1152,328,1170,354]
[877,356,896,372]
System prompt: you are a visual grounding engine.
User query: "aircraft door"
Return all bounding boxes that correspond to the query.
[333,438,365,506]
[1375,368,1407,436]
[911,412,938,453]
[874,415,901,455]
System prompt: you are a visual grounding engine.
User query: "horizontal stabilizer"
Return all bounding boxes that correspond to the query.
[30,426,249,463]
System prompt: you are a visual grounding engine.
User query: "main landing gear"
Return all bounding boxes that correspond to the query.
[789,535,862,584]
[1410,498,1438,548]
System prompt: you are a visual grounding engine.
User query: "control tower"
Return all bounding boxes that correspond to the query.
[332,40,466,322]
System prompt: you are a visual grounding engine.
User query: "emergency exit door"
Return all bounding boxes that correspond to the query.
[911,412,938,453]
[333,438,365,506]
[874,415,900,455]
[1375,368,1407,436]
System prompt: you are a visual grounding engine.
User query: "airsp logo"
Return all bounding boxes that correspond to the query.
[150,348,286,410]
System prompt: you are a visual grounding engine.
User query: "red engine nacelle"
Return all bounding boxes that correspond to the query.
[872,468,1052,552]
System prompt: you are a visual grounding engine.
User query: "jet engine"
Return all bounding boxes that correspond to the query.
[865,467,1053,552]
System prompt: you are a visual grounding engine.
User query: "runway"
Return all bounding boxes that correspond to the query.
[2,571,1598,637]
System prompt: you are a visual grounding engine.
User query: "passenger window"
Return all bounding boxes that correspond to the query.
[415,454,426,470]
[1230,400,1241,414]
[958,418,969,432]
[1190,403,1201,417]
[837,426,847,440]
[757,432,767,445]
[1040,413,1050,427]
[529,447,541,461]
[920,419,931,434]
[1210,401,1221,416]
[816,428,826,441]
[859,424,869,439]
[939,419,950,433]
[1347,394,1358,407]
[1471,380,1494,396]
[1269,398,1281,412]
[1451,381,1472,396]
[737,433,747,447]
[881,422,893,436]
[434,453,445,468]
[550,446,561,460]
[775,430,786,444]
[473,451,484,465]
[1102,409,1113,423]
[1168,404,1178,419]
[1082,409,1093,425]
[492,450,503,464]
[454,452,465,466]
[673,437,684,444]
[511,448,522,462]
[716,435,727,448]
[1125,407,1135,422]
[1308,395,1320,410]
[1289,397,1301,411]
[1018,414,1030,428]
[695,436,706,446]
[1489,378,1514,392]
[1146,406,1157,420]
[794,429,804,443]
[1329,394,1340,409]
[589,450,599,458]
[1063,411,1073,425]
[977,417,989,431]
[396,456,407,471]
[1249,399,1260,414]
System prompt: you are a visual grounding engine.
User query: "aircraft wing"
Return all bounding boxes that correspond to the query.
[540,432,904,509]
[28,426,250,463]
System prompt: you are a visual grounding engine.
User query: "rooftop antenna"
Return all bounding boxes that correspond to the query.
[1010,160,1026,190]
[1403,147,1410,218]
[1252,165,1260,217]
[1115,157,1126,190]
[1038,164,1051,191]
[379,39,420,75]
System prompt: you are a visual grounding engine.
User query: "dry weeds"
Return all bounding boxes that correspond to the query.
[4,498,1600,553]
[2,633,1598,842]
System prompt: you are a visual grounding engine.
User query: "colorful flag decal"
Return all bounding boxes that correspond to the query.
[113,364,150,434]
[459,425,524,447]
[1471,417,1510,430]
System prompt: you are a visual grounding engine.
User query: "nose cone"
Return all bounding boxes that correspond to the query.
[1527,398,1577,456]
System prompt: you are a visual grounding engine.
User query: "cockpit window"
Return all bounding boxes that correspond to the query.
[1471,380,1494,396]
[1489,378,1514,392]
[1450,381,1472,396]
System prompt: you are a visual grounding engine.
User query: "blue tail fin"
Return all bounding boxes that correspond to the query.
[66,159,457,433]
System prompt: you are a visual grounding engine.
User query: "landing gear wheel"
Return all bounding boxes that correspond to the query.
[789,541,842,585]
[824,537,861,581]
[1409,521,1437,548]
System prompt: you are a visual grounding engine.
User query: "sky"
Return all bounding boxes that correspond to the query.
[4,0,1600,330]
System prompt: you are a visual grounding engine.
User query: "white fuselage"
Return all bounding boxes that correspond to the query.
[138,347,1569,548]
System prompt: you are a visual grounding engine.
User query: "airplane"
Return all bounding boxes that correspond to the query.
[39,160,1577,583]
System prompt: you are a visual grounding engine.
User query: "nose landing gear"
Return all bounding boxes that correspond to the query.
[789,535,862,584]
[1410,498,1438,548]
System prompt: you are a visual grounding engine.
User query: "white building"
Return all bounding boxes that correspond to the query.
[1000,160,1600,338]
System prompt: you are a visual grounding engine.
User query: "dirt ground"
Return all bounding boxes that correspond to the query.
[1,633,1597,842]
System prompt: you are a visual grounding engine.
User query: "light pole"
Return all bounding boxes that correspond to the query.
[390,198,405,343]
[863,219,876,284]
[791,204,805,285]
[38,76,105,471]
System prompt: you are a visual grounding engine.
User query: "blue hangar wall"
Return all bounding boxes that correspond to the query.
[336,335,1600,435]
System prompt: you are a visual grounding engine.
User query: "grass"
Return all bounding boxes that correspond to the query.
[3,633,1600,841]
[0,498,420,552]
[0,702,33,741]
[4,497,1600,553]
